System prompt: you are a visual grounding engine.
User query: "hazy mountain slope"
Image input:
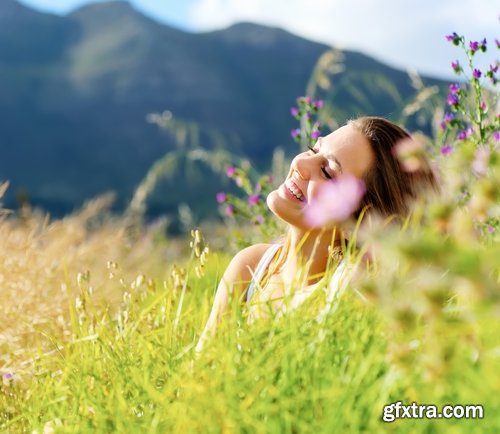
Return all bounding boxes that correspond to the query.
[0,0,447,220]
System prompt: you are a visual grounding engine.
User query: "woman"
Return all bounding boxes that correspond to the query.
[195,116,437,352]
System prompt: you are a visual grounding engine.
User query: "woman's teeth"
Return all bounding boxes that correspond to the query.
[286,180,304,201]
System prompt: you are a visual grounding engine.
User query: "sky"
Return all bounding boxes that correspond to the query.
[18,0,499,79]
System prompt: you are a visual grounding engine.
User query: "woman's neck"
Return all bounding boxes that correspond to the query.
[280,227,341,287]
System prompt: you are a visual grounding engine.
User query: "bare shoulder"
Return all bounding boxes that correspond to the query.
[223,243,273,288]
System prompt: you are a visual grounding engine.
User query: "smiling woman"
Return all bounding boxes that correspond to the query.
[195,116,438,353]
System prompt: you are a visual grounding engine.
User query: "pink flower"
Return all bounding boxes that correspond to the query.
[305,174,366,227]
[224,205,235,217]
[290,107,300,117]
[440,144,453,156]
[493,131,500,142]
[247,195,260,206]
[215,192,226,204]
[472,146,489,177]
[225,166,236,177]
[235,176,243,187]
[393,138,425,172]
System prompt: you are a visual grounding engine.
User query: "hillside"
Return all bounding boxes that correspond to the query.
[0,0,447,222]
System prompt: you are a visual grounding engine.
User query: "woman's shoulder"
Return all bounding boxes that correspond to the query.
[231,243,275,270]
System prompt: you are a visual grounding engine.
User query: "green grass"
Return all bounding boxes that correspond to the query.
[1,231,498,433]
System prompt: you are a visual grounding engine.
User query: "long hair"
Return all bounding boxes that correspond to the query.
[349,116,438,219]
[259,116,438,287]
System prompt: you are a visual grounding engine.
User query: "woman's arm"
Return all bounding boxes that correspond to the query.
[195,243,270,353]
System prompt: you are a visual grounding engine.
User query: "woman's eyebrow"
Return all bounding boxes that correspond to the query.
[317,137,343,173]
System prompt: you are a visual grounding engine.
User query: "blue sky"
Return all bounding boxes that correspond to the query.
[18,0,499,79]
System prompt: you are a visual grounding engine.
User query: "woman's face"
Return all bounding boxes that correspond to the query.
[267,124,375,230]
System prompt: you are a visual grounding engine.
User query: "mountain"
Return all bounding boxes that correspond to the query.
[0,0,447,223]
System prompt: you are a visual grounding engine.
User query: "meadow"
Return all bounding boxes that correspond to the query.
[0,34,499,433]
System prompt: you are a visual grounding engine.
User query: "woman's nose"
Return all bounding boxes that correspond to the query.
[292,154,313,180]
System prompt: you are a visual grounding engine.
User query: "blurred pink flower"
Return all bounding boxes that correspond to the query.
[305,174,366,227]
[225,166,236,177]
[472,146,489,177]
[224,205,234,217]
[393,138,425,172]
[215,192,226,204]
[247,195,260,206]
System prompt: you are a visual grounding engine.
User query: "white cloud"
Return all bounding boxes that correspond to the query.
[187,0,499,78]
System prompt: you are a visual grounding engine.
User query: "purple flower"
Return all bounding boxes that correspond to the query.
[225,166,236,177]
[3,372,13,380]
[290,107,300,117]
[472,68,482,80]
[451,60,461,74]
[448,83,460,94]
[493,131,500,141]
[305,175,366,227]
[247,194,260,206]
[224,205,234,217]
[215,192,226,204]
[469,40,479,54]
[444,112,455,122]
[447,94,459,106]
[496,39,500,49]
[267,175,274,183]
[311,130,321,140]
[254,215,265,225]
[487,225,495,234]
[480,38,487,52]
[440,144,453,156]
[480,101,487,111]
[457,127,473,141]
[445,32,461,45]
[313,99,324,109]
[291,128,301,139]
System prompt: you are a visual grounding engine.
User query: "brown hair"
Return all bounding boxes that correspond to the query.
[256,117,438,292]
[349,116,438,219]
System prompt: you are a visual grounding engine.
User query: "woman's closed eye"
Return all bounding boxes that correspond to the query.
[307,145,334,180]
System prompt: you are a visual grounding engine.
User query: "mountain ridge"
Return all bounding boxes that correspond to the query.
[0,0,447,223]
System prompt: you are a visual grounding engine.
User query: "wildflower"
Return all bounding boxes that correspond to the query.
[445,32,461,45]
[496,39,500,49]
[305,174,366,227]
[469,41,479,54]
[215,192,226,204]
[2,372,13,386]
[311,130,321,140]
[486,64,499,84]
[480,38,487,52]
[451,60,462,74]
[254,215,265,225]
[448,83,460,94]
[291,128,301,139]
[290,107,300,117]
[487,225,495,234]
[480,101,487,112]
[235,176,243,187]
[444,112,455,123]
[225,166,236,177]
[457,127,473,141]
[493,131,500,141]
[472,68,482,80]
[224,205,234,217]
[247,195,260,206]
[440,144,453,156]
[393,138,426,172]
[313,99,324,109]
[447,94,459,107]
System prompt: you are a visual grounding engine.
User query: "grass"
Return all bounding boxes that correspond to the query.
[0,196,499,434]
